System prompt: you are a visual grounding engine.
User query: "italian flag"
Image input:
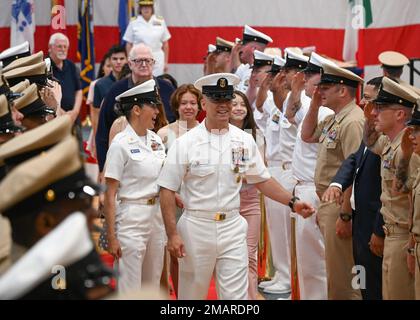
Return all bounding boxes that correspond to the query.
[343,0,372,65]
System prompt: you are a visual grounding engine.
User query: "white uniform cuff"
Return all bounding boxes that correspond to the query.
[329,182,343,190]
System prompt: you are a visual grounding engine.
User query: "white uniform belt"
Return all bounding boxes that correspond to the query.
[267,160,291,170]
[120,196,159,206]
[184,209,239,221]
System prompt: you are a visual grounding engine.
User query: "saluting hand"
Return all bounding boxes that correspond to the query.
[401,127,414,159]
[363,101,375,121]
[168,234,186,259]
[322,186,343,205]
[294,201,315,218]
[260,73,273,92]
[311,86,322,109]
[291,72,305,94]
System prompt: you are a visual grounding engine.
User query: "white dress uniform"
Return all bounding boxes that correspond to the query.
[105,123,166,294]
[235,25,273,93]
[253,56,286,134]
[158,121,271,300]
[123,14,171,76]
[262,92,309,293]
[292,103,333,300]
[289,52,336,299]
[235,63,252,93]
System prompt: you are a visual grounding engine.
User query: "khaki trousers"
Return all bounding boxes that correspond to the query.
[382,229,414,300]
[317,199,361,300]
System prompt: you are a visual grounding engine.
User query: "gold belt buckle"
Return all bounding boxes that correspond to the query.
[215,213,226,221]
[382,225,390,237]
[147,197,156,205]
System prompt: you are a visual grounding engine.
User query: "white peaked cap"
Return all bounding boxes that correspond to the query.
[0,212,93,299]
[285,48,309,63]
[273,55,286,67]
[0,41,30,61]
[309,52,335,68]
[208,44,216,53]
[116,79,156,102]
[254,50,274,62]
[194,73,240,91]
[243,25,273,44]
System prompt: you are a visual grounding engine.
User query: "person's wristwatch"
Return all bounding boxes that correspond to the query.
[339,212,352,222]
[288,196,300,212]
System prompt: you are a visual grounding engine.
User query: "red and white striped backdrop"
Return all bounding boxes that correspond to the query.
[1,0,420,86]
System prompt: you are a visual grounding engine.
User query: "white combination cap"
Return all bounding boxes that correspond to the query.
[115,79,159,105]
[0,41,30,67]
[284,47,309,69]
[194,73,240,100]
[242,25,273,45]
[253,50,274,68]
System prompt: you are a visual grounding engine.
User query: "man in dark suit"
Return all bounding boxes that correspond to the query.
[322,77,384,300]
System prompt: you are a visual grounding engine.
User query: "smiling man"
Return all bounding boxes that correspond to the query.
[158,73,314,300]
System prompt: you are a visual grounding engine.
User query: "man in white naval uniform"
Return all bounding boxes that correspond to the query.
[289,52,335,299]
[245,50,274,107]
[253,55,286,135]
[235,25,273,94]
[157,73,315,300]
[259,48,310,295]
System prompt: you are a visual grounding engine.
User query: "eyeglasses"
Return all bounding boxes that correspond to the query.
[130,58,155,66]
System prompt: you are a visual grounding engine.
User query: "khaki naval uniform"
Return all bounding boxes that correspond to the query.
[158,122,271,300]
[0,217,12,275]
[369,131,415,299]
[105,124,167,294]
[411,163,420,299]
[314,101,364,300]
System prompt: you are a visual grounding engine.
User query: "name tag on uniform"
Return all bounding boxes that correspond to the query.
[130,149,141,154]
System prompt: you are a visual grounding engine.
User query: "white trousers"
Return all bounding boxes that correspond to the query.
[265,166,295,285]
[293,183,328,300]
[115,202,166,294]
[177,211,249,300]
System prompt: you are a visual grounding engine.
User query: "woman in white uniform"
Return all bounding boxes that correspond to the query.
[104,79,166,294]
[123,0,171,77]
